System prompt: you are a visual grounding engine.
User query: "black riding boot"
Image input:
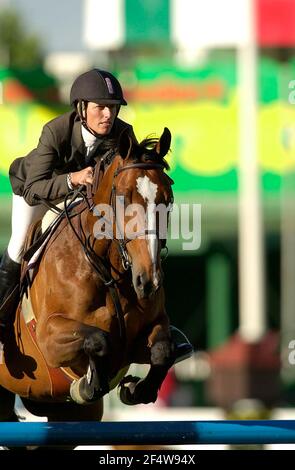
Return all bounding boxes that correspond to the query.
[0,250,21,328]
[170,325,194,364]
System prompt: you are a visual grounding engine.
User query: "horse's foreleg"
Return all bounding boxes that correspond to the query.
[37,314,110,404]
[37,313,108,367]
[119,323,175,405]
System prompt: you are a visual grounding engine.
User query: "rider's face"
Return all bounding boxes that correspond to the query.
[86,102,118,135]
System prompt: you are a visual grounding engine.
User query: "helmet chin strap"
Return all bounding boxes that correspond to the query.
[77,100,98,137]
[82,121,100,138]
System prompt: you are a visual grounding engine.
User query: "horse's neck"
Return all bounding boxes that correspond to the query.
[85,156,122,258]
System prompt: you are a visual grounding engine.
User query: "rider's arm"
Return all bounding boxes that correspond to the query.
[22,124,69,206]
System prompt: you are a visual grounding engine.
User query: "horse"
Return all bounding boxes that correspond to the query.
[0,127,178,441]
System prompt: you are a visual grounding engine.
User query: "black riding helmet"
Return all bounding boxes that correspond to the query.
[70,69,127,107]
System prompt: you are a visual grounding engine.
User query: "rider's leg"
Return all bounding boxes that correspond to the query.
[169,325,193,363]
[130,325,193,366]
[0,194,47,323]
[0,251,21,308]
[7,194,47,264]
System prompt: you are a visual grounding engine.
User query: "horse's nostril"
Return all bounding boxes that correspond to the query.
[144,281,153,296]
[135,274,153,297]
[136,274,143,288]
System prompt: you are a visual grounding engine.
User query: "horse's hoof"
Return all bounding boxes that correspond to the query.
[70,361,109,405]
[118,375,157,405]
[70,377,96,405]
[118,375,141,405]
[70,376,107,405]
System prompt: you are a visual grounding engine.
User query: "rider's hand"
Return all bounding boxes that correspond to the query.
[70,167,94,187]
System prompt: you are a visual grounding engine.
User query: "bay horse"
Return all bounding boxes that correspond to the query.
[0,127,178,431]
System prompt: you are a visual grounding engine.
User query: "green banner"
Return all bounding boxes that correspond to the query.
[125,0,170,45]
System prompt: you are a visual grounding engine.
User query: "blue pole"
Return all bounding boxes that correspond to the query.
[0,420,295,446]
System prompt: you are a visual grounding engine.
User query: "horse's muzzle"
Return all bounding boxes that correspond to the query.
[134,270,161,299]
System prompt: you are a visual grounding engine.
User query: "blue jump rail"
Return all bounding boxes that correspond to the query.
[0,420,295,446]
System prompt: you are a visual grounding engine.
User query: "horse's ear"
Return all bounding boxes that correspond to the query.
[119,128,133,160]
[156,127,171,157]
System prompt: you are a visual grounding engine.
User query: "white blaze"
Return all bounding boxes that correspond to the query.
[136,176,158,279]
[136,175,158,204]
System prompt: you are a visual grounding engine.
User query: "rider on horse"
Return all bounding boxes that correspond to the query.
[0,68,192,361]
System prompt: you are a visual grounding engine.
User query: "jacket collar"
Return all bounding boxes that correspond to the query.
[71,116,118,168]
[71,119,85,152]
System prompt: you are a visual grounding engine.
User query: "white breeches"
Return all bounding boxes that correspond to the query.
[7,194,48,264]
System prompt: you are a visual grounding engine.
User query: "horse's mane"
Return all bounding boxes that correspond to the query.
[100,134,170,171]
[100,138,117,153]
[138,135,170,170]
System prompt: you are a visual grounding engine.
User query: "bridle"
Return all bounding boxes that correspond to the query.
[110,162,170,271]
